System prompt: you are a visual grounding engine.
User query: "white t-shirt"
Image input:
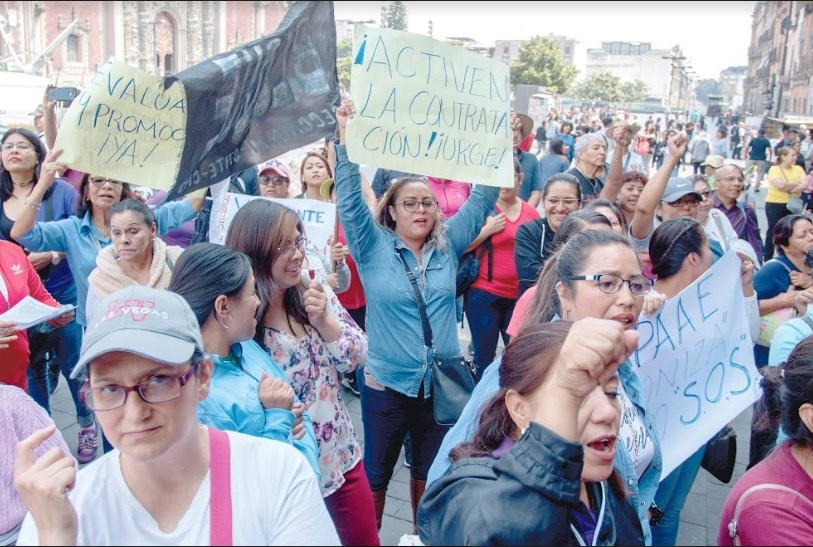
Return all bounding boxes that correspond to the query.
[617,381,656,480]
[703,208,738,252]
[17,430,340,546]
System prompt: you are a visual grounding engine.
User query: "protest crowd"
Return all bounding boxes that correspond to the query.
[3,3,813,547]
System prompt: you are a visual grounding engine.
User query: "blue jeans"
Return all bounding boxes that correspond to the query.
[464,288,515,380]
[26,319,94,428]
[652,445,706,546]
[360,378,448,490]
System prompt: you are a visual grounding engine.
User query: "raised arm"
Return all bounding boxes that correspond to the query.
[600,122,633,202]
[630,134,687,240]
[9,149,65,241]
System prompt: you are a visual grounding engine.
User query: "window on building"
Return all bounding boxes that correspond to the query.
[66,34,80,63]
[164,54,174,74]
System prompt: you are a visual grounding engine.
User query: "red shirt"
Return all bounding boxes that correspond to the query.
[335,224,365,311]
[471,201,540,299]
[0,241,61,391]
[718,442,813,545]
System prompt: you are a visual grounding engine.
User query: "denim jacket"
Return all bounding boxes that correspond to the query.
[197,340,321,480]
[428,357,662,545]
[334,144,499,397]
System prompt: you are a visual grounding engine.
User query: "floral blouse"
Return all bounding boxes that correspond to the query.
[262,279,368,496]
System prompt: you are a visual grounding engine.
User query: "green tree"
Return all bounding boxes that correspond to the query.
[569,72,624,105]
[509,36,577,95]
[694,78,721,104]
[621,80,649,104]
[382,1,408,31]
[336,38,353,92]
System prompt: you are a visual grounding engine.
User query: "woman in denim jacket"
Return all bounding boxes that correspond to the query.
[333,101,501,533]
[428,230,663,544]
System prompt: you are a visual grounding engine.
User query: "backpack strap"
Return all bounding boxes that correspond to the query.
[800,314,813,333]
[727,482,813,546]
[710,211,730,251]
[208,427,232,546]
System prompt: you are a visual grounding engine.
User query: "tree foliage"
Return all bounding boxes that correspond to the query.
[336,38,353,92]
[694,79,721,104]
[510,36,577,94]
[382,1,408,31]
[620,80,649,104]
[569,72,624,105]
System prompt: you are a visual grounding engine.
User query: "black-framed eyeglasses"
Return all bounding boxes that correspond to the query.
[567,274,653,297]
[397,199,438,213]
[278,236,307,256]
[1,142,34,151]
[698,190,713,200]
[81,365,197,411]
[259,175,289,186]
[663,198,699,209]
[89,176,124,188]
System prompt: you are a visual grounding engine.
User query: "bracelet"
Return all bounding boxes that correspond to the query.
[649,502,664,526]
[24,197,42,211]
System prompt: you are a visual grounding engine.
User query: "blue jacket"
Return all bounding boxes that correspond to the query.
[197,340,321,479]
[418,421,644,546]
[428,357,662,545]
[17,199,196,325]
[334,144,499,397]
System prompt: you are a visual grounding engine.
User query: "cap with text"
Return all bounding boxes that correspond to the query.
[71,286,203,379]
[258,159,291,180]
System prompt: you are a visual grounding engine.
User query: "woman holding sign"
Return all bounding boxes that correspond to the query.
[333,99,501,535]
[643,217,758,546]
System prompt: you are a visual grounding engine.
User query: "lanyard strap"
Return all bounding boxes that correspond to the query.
[208,427,232,546]
[396,249,434,349]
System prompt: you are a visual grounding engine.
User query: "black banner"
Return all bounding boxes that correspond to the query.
[166,0,339,199]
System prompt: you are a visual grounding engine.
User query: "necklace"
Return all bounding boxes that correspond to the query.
[575,165,602,196]
[12,179,33,189]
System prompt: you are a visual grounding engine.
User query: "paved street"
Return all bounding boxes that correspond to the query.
[47,158,769,546]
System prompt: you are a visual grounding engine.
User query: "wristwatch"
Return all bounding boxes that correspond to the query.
[51,251,61,265]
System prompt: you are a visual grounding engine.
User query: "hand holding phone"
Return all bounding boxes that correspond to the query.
[47,87,80,106]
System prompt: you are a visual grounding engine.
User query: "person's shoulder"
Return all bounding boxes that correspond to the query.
[226,429,304,462]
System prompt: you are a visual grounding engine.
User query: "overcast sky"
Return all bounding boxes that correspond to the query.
[333,1,756,80]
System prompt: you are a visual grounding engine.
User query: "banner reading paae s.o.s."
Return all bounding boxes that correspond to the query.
[345,26,513,187]
[631,250,761,478]
[54,1,339,199]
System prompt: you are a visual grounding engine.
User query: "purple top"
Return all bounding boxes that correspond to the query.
[712,196,764,264]
[491,436,516,459]
[147,191,195,248]
[571,501,599,545]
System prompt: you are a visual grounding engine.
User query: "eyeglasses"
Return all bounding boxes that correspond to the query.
[663,198,699,209]
[1,142,34,151]
[89,176,124,188]
[567,274,653,297]
[397,199,438,213]
[545,197,581,207]
[717,176,744,183]
[81,365,197,411]
[698,190,713,200]
[259,175,289,186]
[278,236,307,256]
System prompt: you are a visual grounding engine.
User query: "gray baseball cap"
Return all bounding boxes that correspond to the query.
[71,286,204,379]
[662,177,702,204]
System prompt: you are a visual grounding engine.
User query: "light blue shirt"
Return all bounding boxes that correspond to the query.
[427,356,662,546]
[334,144,498,397]
[198,340,321,479]
[17,199,196,325]
[766,310,813,444]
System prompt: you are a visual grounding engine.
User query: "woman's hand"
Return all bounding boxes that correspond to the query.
[484,213,506,236]
[553,318,639,402]
[303,277,330,327]
[27,251,54,272]
[14,425,78,545]
[789,270,811,289]
[291,402,306,441]
[642,292,667,316]
[0,320,20,349]
[330,242,349,265]
[324,272,340,291]
[258,374,294,410]
[37,149,66,189]
[336,99,356,141]
[49,309,75,329]
[737,253,756,296]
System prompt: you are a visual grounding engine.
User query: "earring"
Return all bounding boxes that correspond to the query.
[219,313,233,330]
[521,426,528,437]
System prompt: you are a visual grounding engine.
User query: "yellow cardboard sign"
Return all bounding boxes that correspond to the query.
[54,58,186,190]
[345,27,512,187]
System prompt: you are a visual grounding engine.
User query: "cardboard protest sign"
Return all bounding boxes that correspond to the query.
[345,26,512,187]
[208,192,336,256]
[54,58,187,188]
[54,1,339,198]
[632,250,761,478]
